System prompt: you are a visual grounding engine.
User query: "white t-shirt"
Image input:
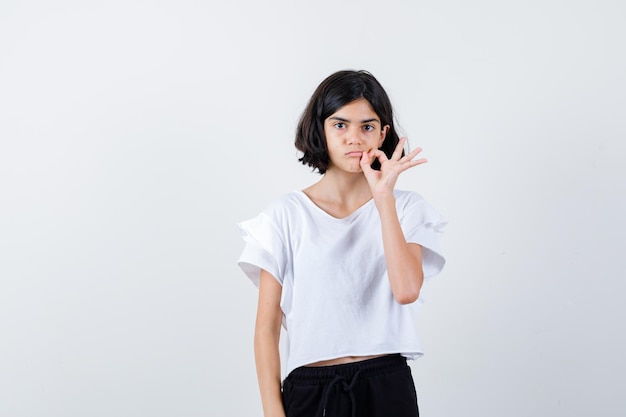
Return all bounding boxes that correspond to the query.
[237,189,446,377]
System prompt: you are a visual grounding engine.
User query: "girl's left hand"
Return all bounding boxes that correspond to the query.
[360,137,427,197]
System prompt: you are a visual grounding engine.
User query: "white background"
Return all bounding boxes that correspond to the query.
[1,1,625,416]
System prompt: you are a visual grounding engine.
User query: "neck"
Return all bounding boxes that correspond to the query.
[313,169,371,204]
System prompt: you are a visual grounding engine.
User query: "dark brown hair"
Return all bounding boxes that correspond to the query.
[295,70,402,174]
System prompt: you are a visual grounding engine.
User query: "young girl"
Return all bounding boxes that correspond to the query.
[237,70,446,417]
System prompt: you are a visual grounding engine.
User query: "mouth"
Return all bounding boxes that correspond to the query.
[346,151,364,157]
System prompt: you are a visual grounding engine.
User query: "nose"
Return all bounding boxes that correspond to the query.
[346,127,363,145]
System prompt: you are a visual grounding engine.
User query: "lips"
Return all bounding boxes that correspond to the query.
[346,151,364,157]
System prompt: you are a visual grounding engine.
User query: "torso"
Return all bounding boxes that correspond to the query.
[305,354,389,367]
[246,189,434,376]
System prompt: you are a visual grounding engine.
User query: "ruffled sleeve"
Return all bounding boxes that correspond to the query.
[398,192,447,281]
[237,212,287,287]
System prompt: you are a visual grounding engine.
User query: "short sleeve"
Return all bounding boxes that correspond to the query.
[237,213,286,287]
[398,193,447,281]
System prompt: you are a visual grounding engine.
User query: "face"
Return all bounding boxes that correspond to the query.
[323,98,390,174]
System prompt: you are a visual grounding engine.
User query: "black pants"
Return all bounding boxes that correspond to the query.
[282,354,419,417]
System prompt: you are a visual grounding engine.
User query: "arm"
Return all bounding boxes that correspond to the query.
[374,196,424,304]
[361,137,428,305]
[254,269,286,417]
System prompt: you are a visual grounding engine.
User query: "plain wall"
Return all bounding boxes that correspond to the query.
[1,0,624,416]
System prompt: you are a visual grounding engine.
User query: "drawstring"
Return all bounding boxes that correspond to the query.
[320,368,362,417]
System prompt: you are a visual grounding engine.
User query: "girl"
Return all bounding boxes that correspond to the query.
[237,70,446,417]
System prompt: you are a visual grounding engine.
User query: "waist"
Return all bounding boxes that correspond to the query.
[285,354,407,384]
[305,354,388,367]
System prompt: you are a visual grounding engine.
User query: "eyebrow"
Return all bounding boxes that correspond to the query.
[328,116,380,124]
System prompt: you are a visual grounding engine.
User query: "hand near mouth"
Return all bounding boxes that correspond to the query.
[359,137,427,198]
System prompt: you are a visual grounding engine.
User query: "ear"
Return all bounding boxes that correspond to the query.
[379,125,390,147]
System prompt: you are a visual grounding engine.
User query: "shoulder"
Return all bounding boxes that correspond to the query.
[393,189,446,229]
[393,189,443,221]
[259,191,307,221]
[393,189,427,208]
[238,192,305,245]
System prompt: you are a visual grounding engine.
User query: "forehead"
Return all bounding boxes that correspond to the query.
[327,98,379,121]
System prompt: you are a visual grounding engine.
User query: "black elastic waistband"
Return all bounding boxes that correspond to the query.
[285,354,407,385]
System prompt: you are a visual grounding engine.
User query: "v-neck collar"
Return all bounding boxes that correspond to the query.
[295,190,374,222]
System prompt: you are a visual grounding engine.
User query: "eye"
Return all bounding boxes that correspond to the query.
[363,124,375,132]
[333,122,346,129]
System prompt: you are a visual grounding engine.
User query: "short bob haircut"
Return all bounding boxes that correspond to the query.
[295,69,402,174]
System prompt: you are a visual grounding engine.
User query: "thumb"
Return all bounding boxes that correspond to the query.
[360,150,375,175]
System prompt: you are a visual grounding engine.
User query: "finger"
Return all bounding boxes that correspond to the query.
[391,137,406,160]
[360,150,376,174]
[370,148,388,164]
[401,146,423,162]
[398,158,428,172]
[410,157,428,166]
